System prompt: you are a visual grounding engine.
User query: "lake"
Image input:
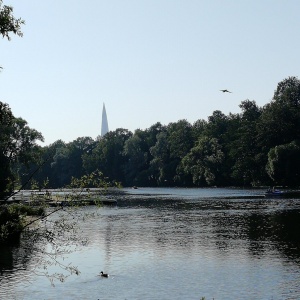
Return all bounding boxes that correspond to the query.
[1,187,300,299]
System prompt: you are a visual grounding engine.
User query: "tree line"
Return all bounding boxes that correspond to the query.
[2,76,300,194]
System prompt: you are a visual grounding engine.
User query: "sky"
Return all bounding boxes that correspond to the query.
[1,0,300,145]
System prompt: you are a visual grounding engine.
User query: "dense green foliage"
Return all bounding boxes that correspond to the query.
[1,77,300,193]
[0,102,44,198]
[5,76,298,189]
[0,0,24,40]
[0,203,44,244]
[0,0,24,72]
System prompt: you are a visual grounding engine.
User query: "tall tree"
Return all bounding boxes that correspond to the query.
[203,110,238,185]
[167,120,193,160]
[258,77,300,149]
[192,119,207,142]
[266,141,300,187]
[204,110,229,143]
[230,100,262,185]
[149,131,170,185]
[167,120,194,185]
[123,132,148,185]
[83,129,132,184]
[0,102,43,197]
[181,136,224,186]
[256,77,300,184]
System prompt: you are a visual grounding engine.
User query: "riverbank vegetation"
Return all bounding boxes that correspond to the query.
[1,76,300,196]
[3,77,298,192]
[0,203,44,244]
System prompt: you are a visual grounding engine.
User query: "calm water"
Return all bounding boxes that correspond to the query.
[1,187,300,300]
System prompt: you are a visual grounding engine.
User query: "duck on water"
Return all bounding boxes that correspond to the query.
[100,271,109,278]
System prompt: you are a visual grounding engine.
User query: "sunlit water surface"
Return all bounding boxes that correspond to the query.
[1,188,300,299]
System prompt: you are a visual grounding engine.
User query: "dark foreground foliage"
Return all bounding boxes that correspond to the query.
[0,204,44,244]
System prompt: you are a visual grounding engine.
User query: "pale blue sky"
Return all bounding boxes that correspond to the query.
[1,0,300,145]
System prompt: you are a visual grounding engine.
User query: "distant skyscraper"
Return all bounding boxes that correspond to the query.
[101,103,109,137]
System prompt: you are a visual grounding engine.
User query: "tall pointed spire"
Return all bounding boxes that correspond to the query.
[101,103,109,137]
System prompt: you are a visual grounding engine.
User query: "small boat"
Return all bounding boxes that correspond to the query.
[265,189,284,196]
[265,189,300,198]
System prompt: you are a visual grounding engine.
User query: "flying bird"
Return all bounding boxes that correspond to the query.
[220,89,232,93]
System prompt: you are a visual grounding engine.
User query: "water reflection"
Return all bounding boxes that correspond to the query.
[0,236,38,299]
[0,245,14,274]
[115,190,300,262]
[1,188,300,299]
[246,210,300,260]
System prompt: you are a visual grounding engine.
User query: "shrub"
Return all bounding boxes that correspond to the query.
[0,203,45,244]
